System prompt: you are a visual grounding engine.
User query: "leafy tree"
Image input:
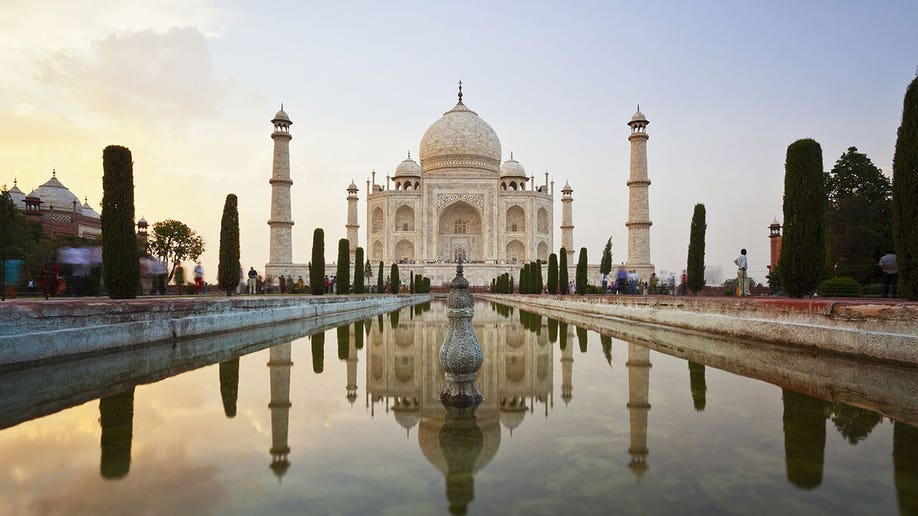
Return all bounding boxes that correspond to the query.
[148,220,205,283]
[377,261,384,293]
[0,191,39,300]
[824,147,892,284]
[217,194,240,295]
[101,145,140,299]
[353,247,365,293]
[576,247,588,295]
[310,228,325,295]
[686,203,707,294]
[547,253,558,294]
[780,139,826,297]
[390,263,400,293]
[559,248,569,295]
[335,239,350,294]
[599,237,612,278]
[893,76,918,300]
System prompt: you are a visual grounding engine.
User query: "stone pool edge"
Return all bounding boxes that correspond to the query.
[478,294,918,365]
[0,295,431,367]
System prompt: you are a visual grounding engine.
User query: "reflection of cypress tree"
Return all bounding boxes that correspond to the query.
[311,332,325,374]
[377,314,384,330]
[355,321,364,350]
[99,388,135,480]
[782,389,828,489]
[559,322,568,351]
[337,325,349,360]
[893,421,918,515]
[576,327,588,353]
[547,318,558,344]
[219,358,240,418]
[830,402,883,445]
[390,309,400,329]
[365,318,372,335]
[688,361,706,412]
[440,411,484,516]
[600,335,612,365]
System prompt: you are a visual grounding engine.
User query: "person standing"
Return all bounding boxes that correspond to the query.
[680,269,688,296]
[194,262,204,294]
[247,266,258,294]
[879,252,898,298]
[734,249,750,296]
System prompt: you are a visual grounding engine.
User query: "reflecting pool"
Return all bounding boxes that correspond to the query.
[0,300,916,515]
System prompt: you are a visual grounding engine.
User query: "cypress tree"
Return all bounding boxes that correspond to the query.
[532,261,543,294]
[309,228,325,295]
[686,203,707,295]
[423,276,430,293]
[893,76,918,300]
[547,253,559,294]
[509,274,514,294]
[353,247,365,293]
[335,239,350,294]
[780,139,826,297]
[217,194,240,295]
[377,261,384,293]
[559,248,569,295]
[390,263,400,294]
[576,247,588,295]
[101,145,139,299]
[410,270,415,293]
[520,263,529,294]
[600,237,612,279]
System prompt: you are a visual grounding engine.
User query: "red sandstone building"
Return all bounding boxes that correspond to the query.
[3,170,102,240]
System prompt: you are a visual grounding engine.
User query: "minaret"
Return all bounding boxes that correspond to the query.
[346,181,360,263]
[768,219,783,272]
[561,323,574,405]
[268,343,293,479]
[626,107,654,281]
[267,105,294,271]
[626,342,651,480]
[560,181,574,262]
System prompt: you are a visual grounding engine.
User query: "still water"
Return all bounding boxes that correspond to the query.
[0,300,915,515]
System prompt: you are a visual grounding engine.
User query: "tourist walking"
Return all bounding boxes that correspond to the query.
[879,251,898,298]
[680,269,688,296]
[734,249,750,296]
[248,266,258,294]
[194,262,204,294]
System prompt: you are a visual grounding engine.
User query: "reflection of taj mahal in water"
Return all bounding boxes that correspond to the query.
[265,83,656,286]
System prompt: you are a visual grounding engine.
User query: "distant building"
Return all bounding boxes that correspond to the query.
[3,170,101,239]
[768,218,783,272]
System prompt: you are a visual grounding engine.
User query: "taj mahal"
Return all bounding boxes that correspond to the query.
[265,83,654,287]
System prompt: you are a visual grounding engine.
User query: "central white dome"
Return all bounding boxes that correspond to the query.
[419,101,502,173]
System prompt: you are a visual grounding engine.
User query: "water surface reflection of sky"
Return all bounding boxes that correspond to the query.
[0,300,915,516]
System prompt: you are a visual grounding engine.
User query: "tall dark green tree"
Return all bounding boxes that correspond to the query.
[102,145,140,299]
[353,247,365,293]
[686,203,707,295]
[547,253,559,294]
[559,248,569,295]
[217,194,240,295]
[335,239,350,294]
[599,237,612,280]
[824,147,892,284]
[519,263,529,294]
[893,76,918,300]
[780,139,826,297]
[576,247,588,295]
[390,263,400,293]
[0,191,35,301]
[310,228,325,295]
[377,261,384,293]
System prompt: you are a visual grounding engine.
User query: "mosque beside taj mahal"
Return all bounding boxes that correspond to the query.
[264,83,655,288]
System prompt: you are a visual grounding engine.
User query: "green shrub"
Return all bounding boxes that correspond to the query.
[816,277,862,298]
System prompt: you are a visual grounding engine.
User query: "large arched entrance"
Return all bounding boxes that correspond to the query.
[437,201,483,262]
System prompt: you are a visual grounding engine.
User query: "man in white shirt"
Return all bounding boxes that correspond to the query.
[879,252,898,298]
[734,249,750,296]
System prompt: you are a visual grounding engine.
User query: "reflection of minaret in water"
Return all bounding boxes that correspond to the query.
[626,343,651,479]
[268,343,293,479]
[346,326,358,405]
[99,387,135,480]
[561,323,574,405]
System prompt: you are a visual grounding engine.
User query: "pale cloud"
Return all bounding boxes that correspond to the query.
[39,27,224,126]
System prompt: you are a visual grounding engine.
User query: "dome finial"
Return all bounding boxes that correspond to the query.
[13,177,16,187]
[510,151,513,160]
[52,168,56,178]
[637,104,640,112]
[407,150,411,159]
[458,79,463,103]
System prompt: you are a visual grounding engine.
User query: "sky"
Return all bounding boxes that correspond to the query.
[1,0,916,285]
